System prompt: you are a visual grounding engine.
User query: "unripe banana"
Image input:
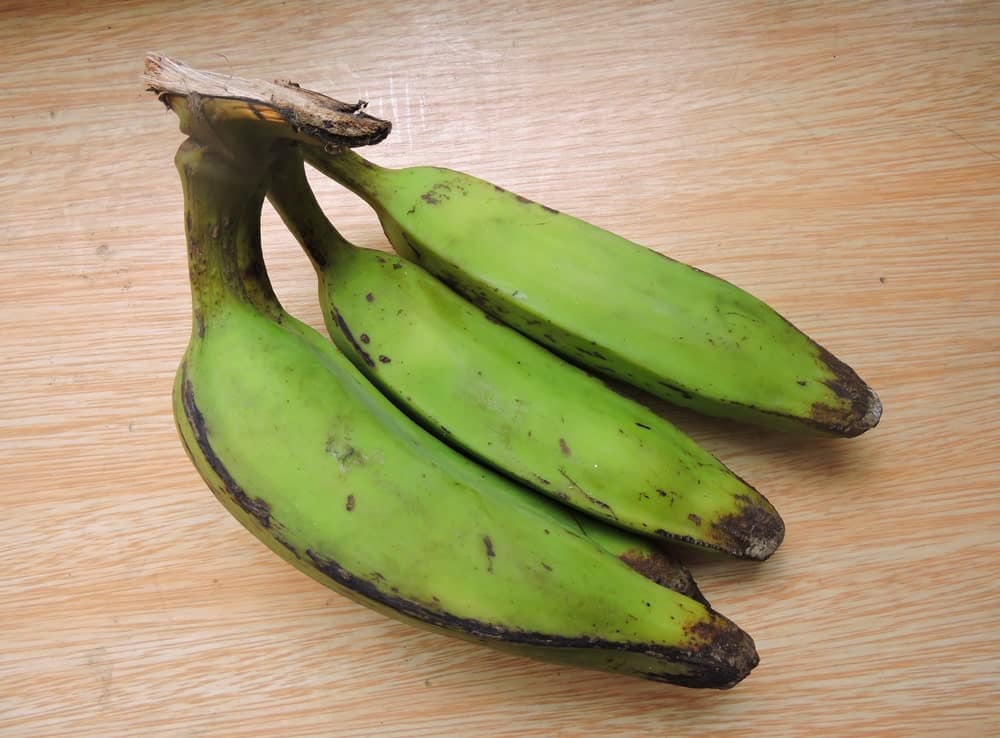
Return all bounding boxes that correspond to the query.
[170,136,757,688]
[304,147,881,437]
[267,150,783,560]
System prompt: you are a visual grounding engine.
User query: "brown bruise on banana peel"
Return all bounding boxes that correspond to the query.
[178,370,755,689]
[619,550,709,607]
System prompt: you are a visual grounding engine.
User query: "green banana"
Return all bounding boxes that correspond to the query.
[170,134,757,687]
[267,149,784,560]
[304,147,882,437]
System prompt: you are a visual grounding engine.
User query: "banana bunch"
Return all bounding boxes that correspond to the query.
[147,54,880,690]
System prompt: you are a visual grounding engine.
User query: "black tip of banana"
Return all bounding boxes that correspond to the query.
[725,499,786,562]
[693,619,760,690]
[852,386,883,436]
[813,344,883,437]
[648,613,760,689]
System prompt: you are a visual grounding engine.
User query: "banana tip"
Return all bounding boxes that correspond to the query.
[844,385,882,437]
[861,387,883,430]
[679,617,759,689]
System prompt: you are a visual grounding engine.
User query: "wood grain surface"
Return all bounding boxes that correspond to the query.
[2,1,998,736]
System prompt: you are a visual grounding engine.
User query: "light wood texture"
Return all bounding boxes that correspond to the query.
[2,1,998,736]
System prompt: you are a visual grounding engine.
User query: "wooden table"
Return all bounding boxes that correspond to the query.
[3,2,998,735]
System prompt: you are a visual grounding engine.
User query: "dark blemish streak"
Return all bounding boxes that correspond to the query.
[360,333,370,344]
[504,190,559,214]
[302,548,755,688]
[346,494,355,511]
[483,535,495,573]
[559,468,615,517]
[688,513,702,526]
[378,355,391,363]
[366,292,374,302]
[331,308,375,367]
[551,490,573,504]
[401,233,422,260]
[656,380,694,400]
[181,374,272,529]
[635,422,651,430]
[559,438,571,456]
[576,346,609,361]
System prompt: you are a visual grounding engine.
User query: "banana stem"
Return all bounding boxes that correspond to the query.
[267,148,357,272]
[301,146,385,204]
[175,138,271,331]
[144,52,391,151]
